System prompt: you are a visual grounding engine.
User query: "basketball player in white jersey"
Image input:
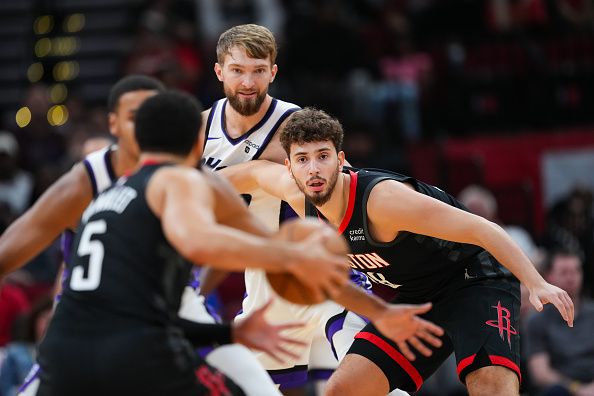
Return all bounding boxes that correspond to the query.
[200,24,414,395]
[0,75,297,396]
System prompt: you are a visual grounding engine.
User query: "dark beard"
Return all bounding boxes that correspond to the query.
[294,167,339,207]
[226,90,266,116]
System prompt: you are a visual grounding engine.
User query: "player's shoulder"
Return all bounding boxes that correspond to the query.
[273,98,301,112]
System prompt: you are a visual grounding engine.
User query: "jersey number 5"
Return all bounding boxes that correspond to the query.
[70,220,107,291]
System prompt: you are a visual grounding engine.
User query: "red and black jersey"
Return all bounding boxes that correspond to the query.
[308,167,514,302]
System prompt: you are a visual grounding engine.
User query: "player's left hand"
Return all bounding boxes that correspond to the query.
[528,282,574,327]
[232,299,307,363]
[374,302,445,361]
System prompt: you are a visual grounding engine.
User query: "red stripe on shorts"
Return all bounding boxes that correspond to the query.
[354,332,423,391]
[456,354,521,384]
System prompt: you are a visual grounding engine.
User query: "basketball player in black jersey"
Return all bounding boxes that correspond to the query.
[35,92,360,396]
[219,107,575,396]
[0,76,338,396]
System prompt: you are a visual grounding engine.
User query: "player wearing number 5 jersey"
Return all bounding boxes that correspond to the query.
[35,92,356,396]
[219,107,575,396]
[0,76,293,396]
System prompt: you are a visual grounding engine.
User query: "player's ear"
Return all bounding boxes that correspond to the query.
[338,151,345,170]
[270,64,278,83]
[108,112,118,137]
[284,157,292,174]
[214,63,224,82]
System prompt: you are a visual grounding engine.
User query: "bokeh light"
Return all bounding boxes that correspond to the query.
[16,107,32,128]
[33,15,54,35]
[50,83,68,103]
[51,37,80,56]
[47,105,69,126]
[63,14,85,33]
[52,61,79,81]
[27,63,44,83]
[34,38,52,58]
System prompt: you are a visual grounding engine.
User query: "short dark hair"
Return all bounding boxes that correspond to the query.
[107,75,166,112]
[135,91,203,156]
[280,107,344,156]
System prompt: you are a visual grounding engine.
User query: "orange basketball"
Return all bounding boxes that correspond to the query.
[266,218,350,305]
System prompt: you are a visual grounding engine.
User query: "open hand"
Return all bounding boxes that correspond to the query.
[528,282,574,327]
[232,299,306,363]
[374,302,444,361]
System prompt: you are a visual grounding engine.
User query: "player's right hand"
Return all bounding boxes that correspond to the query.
[374,302,444,361]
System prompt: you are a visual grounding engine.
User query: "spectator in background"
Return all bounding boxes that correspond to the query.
[361,1,433,143]
[125,0,203,93]
[526,249,594,396]
[458,184,541,264]
[0,297,53,396]
[0,133,33,215]
[543,186,594,298]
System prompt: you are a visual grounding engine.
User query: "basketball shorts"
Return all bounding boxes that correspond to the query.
[347,278,521,393]
[35,327,246,396]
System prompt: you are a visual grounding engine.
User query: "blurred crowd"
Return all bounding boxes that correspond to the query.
[1,0,594,395]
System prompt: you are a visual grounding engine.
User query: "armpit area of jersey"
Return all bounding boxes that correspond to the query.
[175,317,232,347]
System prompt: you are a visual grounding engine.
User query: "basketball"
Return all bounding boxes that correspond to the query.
[266,218,350,305]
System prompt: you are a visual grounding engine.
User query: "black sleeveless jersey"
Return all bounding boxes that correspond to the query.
[48,163,192,333]
[309,167,514,301]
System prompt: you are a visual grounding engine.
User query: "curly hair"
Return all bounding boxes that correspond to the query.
[216,24,277,65]
[280,107,344,156]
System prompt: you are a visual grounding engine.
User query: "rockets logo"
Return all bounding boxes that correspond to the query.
[485,301,518,348]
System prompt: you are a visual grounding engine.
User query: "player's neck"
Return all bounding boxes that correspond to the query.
[112,147,139,178]
[317,172,350,229]
[224,95,273,139]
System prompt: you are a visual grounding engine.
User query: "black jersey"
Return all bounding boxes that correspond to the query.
[53,163,191,328]
[38,163,202,396]
[309,167,514,301]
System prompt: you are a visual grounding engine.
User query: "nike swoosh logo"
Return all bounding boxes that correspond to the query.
[207,137,221,140]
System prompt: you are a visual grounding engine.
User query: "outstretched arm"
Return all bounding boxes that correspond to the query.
[0,163,93,279]
[146,166,350,301]
[367,180,575,326]
[218,160,305,216]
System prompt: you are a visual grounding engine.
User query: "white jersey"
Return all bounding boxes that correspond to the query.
[202,97,301,315]
[202,98,359,388]
[82,145,118,196]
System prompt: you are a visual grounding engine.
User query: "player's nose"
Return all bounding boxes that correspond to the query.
[241,74,255,88]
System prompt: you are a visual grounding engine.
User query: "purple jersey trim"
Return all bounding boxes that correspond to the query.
[196,346,215,359]
[253,106,299,160]
[18,363,40,393]
[325,310,348,360]
[268,364,308,389]
[82,159,98,197]
[308,368,334,381]
[203,101,219,151]
[60,230,75,265]
[220,99,278,145]
[104,148,116,183]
